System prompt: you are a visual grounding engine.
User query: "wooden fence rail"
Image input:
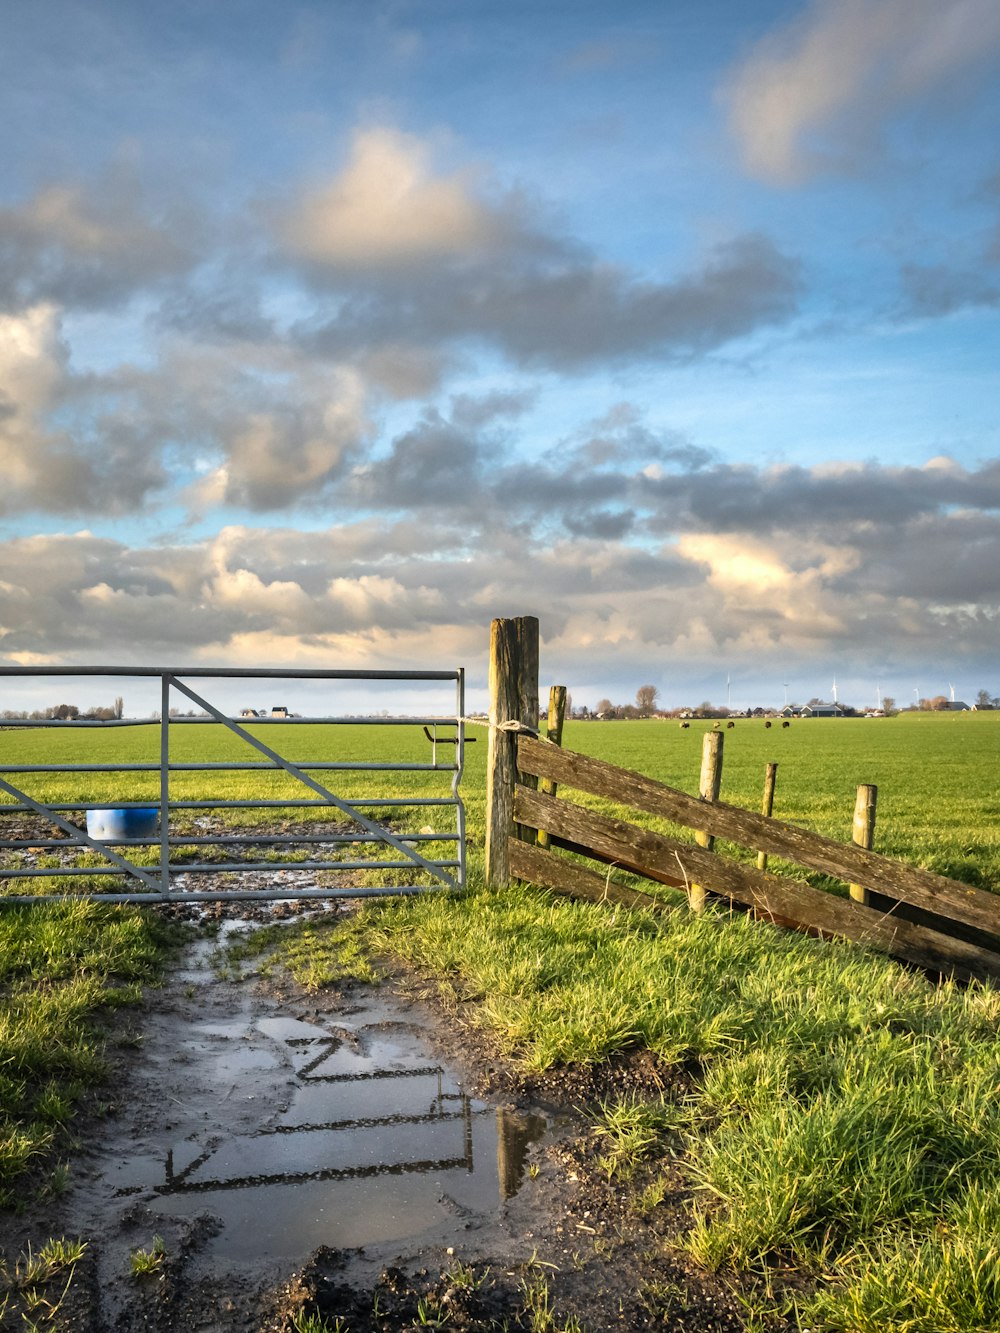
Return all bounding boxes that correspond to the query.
[507,733,1000,984]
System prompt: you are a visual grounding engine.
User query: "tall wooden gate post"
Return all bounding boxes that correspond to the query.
[485,616,539,887]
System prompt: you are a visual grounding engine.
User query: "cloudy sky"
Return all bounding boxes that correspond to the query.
[1,0,998,714]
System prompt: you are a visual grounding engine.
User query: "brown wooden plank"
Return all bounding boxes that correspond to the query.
[509,840,671,912]
[516,736,1000,938]
[546,834,687,891]
[514,785,1000,982]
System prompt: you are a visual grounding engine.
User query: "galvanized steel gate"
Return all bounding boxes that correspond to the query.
[0,666,467,904]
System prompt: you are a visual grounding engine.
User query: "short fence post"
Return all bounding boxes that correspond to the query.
[514,617,540,842]
[538,685,567,850]
[849,784,877,905]
[690,730,724,913]
[756,762,778,871]
[485,615,539,887]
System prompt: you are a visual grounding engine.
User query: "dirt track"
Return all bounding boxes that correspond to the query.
[5,912,775,1332]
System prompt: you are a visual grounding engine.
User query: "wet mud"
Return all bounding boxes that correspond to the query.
[4,910,773,1332]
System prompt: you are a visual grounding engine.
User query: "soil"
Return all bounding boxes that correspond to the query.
[2,890,792,1333]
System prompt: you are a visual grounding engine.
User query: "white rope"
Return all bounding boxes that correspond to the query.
[459,716,541,735]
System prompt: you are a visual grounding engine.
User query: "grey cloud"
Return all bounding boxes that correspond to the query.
[354,410,483,509]
[0,177,199,312]
[898,262,1000,318]
[551,402,714,471]
[840,510,1000,602]
[564,509,637,540]
[642,460,1000,536]
[449,389,538,431]
[3,484,999,694]
[295,232,801,371]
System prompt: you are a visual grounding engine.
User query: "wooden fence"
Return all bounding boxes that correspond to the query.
[480,618,1000,982]
[482,613,1000,981]
[504,734,1000,983]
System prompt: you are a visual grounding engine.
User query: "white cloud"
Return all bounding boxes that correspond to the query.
[282,126,509,267]
[725,0,1000,183]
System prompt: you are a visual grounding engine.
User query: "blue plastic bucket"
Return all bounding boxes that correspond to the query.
[86,807,159,841]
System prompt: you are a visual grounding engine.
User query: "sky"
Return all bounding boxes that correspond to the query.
[1,0,999,716]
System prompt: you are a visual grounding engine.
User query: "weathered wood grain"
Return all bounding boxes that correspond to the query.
[516,736,1000,938]
[850,784,877,905]
[509,839,670,912]
[756,762,778,872]
[485,618,519,887]
[691,730,723,912]
[538,685,567,851]
[513,785,1000,981]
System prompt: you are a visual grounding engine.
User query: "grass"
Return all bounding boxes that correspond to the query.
[128,1234,166,1277]
[0,900,181,1205]
[4,709,1000,1328]
[249,868,1000,1330]
[0,1236,87,1329]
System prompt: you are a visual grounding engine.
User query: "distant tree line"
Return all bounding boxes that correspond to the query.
[1,697,124,720]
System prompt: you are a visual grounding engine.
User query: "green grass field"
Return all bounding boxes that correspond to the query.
[3,710,1000,1329]
[3,708,998,883]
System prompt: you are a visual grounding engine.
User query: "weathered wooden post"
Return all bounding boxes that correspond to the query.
[514,617,540,838]
[690,730,724,912]
[849,784,877,905]
[756,762,778,871]
[485,616,539,887]
[538,685,567,850]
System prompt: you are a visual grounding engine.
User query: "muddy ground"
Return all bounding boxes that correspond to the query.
[2,901,789,1333]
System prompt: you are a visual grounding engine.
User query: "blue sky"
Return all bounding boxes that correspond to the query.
[1,0,999,714]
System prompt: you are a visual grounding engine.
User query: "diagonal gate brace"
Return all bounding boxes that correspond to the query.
[168,677,458,889]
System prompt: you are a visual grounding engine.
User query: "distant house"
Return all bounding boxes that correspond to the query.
[779,705,801,718]
[270,705,289,718]
[945,701,971,711]
[239,708,259,718]
[800,704,845,717]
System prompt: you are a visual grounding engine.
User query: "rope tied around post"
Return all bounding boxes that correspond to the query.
[461,716,544,737]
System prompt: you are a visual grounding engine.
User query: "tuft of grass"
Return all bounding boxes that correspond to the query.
[129,1235,166,1277]
[594,1095,691,1180]
[291,1313,349,1333]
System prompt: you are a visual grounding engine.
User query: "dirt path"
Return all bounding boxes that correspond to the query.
[6,915,767,1333]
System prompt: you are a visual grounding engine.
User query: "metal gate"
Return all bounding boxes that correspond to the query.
[0,666,466,904]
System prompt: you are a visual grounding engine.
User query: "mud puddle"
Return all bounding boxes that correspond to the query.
[5,917,763,1332]
[105,962,547,1264]
[26,919,560,1330]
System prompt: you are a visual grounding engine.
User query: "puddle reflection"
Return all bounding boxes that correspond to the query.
[109,1002,550,1262]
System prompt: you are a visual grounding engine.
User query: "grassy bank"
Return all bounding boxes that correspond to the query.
[0,903,177,1207]
[252,871,1000,1331]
